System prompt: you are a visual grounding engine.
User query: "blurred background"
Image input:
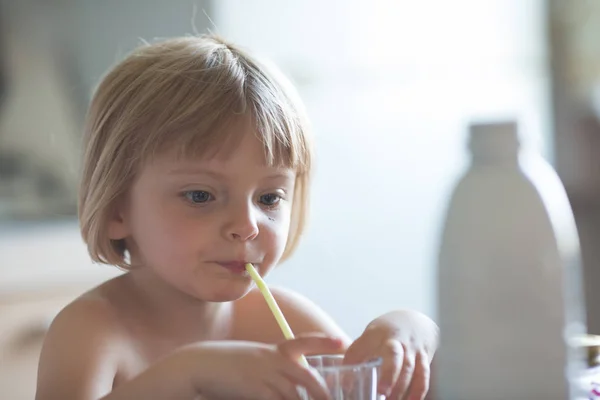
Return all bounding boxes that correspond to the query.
[1,0,599,398]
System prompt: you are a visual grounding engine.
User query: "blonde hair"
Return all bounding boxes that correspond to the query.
[78,35,313,269]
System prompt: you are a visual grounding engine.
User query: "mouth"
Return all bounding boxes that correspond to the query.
[215,261,255,275]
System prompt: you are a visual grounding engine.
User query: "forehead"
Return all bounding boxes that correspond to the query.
[148,131,296,179]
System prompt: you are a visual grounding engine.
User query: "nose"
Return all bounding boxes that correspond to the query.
[223,201,259,242]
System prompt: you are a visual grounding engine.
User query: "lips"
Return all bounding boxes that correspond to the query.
[216,261,253,274]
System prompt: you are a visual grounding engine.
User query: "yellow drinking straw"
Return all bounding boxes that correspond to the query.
[245,263,309,368]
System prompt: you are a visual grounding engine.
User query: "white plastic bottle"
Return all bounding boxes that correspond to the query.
[436,121,587,399]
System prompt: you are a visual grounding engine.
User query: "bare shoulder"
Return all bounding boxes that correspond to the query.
[36,280,126,400]
[236,286,351,346]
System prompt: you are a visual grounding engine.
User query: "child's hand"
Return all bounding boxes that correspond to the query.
[185,334,344,400]
[343,311,438,400]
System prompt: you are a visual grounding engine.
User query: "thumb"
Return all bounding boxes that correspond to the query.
[278,333,345,360]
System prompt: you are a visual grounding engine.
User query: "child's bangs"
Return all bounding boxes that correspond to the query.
[145,82,311,175]
[122,37,313,173]
[250,96,311,174]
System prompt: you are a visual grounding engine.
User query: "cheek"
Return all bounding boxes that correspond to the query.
[128,198,200,260]
[262,211,292,260]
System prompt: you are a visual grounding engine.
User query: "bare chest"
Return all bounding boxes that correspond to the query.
[113,332,180,387]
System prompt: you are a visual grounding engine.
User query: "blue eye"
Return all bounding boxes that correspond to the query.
[259,193,281,207]
[183,190,213,204]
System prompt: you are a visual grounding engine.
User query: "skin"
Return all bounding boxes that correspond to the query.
[36,122,438,400]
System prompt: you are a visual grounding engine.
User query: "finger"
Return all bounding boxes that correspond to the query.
[403,351,430,400]
[280,364,331,400]
[265,375,303,400]
[254,385,285,400]
[388,346,417,400]
[377,339,405,397]
[278,335,345,360]
[342,334,371,366]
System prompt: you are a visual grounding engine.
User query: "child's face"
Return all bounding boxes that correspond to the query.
[114,126,296,302]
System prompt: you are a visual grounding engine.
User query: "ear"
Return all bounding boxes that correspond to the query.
[106,200,130,240]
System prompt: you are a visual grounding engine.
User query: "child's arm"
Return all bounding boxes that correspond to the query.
[35,299,343,400]
[105,338,346,400]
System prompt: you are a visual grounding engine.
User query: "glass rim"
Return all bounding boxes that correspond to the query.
[305,355,383,372]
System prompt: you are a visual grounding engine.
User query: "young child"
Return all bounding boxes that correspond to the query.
[35,34,438,400]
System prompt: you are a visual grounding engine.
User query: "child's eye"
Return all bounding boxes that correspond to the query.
[259,193,282,208]
[183,190,213,204]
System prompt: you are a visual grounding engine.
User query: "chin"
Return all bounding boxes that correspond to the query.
[204,281,254,302]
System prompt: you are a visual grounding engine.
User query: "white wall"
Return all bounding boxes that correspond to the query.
[70,0,213,95]
[214,0,549,337]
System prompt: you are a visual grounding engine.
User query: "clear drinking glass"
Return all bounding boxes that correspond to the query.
[301,355,383,400]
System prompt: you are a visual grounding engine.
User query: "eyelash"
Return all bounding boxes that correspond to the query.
[181,190,285,210]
